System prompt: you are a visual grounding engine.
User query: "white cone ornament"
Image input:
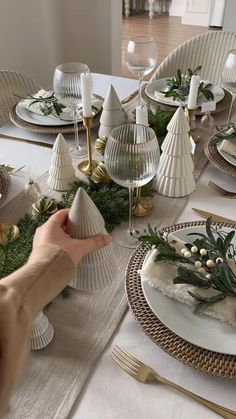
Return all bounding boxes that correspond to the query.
[98,84,126,138]
[67,188,119,291]
[31,311,54,350]
[154,107,196,197]
[47,133,76,191]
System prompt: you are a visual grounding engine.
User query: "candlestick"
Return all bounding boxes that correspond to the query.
[81,73,92,117]
[134,106,153,217]
[136,104,148,125]
[187,75,200,110]
[78,112,99,176]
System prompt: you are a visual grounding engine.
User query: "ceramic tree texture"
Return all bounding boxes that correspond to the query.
[67,187,119,291]
[31,311,54,350]
[98,84,126,138]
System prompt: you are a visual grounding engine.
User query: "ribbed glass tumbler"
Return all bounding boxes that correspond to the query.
[104,123,160,248]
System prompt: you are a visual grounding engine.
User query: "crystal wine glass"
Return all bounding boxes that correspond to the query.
[53,62,90,158]
[221,49,236,124]
[126,36,157,104]
[104,124,160,248]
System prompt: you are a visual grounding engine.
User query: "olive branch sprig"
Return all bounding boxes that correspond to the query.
[138,218,236,312]
[161,66,214,103]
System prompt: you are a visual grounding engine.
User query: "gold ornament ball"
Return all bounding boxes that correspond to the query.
[90,162,111,184]
[0,224,19,245]
[94,137,107,156]
[32,196,58,217]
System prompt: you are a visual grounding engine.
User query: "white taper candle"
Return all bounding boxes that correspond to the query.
[81,73,92,117]
[187,75,200,110]
[136,104,148,126]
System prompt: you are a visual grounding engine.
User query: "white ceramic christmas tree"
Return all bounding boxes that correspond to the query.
[154,107,196,197]
[47,133,76,191]
[67,187,119,291]
[98,84,126,138]
[31,311,54,350]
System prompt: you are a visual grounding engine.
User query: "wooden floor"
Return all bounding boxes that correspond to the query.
[122,14,221,79]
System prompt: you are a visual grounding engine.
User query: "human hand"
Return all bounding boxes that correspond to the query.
[32,209,112,265]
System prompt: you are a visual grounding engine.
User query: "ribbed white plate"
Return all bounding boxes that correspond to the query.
[217,144,236,167]
[145,78,225,107]
[141,225,236,354]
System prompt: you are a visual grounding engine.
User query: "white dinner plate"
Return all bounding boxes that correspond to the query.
[217,143,236,167]
[141,225,236,354]
[15,100,74,126]
[145,78,225,108]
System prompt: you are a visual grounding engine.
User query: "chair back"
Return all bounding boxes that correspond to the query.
[0,70,40,126]
[151,31,236,84]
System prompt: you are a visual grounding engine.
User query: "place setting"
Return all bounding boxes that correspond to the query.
[9,63,103,139]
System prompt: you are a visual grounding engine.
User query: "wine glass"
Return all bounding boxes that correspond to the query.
[104,124,160,248]
[221,49,236,124]
[53,62,90,158]
[126,36,157,104]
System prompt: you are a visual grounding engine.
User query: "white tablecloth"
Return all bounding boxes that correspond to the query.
[1,73,236,419]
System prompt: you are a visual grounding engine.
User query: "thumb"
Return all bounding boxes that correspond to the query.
[78,234,112,257]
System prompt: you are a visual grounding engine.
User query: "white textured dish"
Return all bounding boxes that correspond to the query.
[145,78,225,108]
[141,225,236,355]
[16,101,74,126]
[217,144,236,167]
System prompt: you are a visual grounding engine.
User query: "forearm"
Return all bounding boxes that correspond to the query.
[1,244,75,320]
[0,244,75,417]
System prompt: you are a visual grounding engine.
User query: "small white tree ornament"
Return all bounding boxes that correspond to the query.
[98,84,126,138]
[47,133,76,191]
[154,106,196,197]
[67,187,119,291]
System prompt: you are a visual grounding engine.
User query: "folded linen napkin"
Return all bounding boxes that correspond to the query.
[22,89,103,121]
[218,127,236,158]
[139,233,236,327]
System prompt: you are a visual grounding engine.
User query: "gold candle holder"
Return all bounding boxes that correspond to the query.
[133,187,153,217]
[184,107,200,143]
[78,112,99,176]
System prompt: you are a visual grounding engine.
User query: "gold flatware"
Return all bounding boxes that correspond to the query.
[0,133,53,149]
[192,208,236,224]
[112,346,236,419]
[208,181,236,199]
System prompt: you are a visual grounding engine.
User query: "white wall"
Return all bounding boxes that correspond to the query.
[223,0,236,32]
[169,0,185,16]
[0,0,122,88]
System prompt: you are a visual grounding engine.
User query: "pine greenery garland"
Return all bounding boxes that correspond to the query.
[0,179,155,281]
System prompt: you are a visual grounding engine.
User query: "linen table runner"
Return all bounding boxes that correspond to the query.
[1,123,214,418]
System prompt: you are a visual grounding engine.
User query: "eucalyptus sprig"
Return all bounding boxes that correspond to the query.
[28,92,66,116]
[211,124,236,145]
[161,66,214,102]
[138,218,236,312]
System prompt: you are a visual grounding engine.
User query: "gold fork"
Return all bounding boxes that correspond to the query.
[112,346,236,419]
[208,181,236,199]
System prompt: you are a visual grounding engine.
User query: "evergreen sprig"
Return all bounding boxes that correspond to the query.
[211,123,236,145]
[138,218,236,312]
[28,92,66,116]
[161,66,214,102]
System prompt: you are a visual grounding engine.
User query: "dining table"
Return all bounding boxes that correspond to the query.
[0,72,236,419]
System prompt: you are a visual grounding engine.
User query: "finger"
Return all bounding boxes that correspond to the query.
[47,209,69,227]
[78,234,112,257]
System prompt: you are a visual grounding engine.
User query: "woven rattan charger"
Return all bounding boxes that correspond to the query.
[205,135,236,177]
[126,220,236,379]
[0,168,11,208]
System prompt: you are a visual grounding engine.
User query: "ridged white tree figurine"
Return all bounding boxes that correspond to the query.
[31,311,54,350]
[47,133,76,191]
[154,107,196,197]
[98,84,126,137]
[67,187,119,291]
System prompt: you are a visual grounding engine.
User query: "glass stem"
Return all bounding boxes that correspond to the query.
[74,108,80,151]
[128,186,134,236]
[138,75,143,105]
[227,93,235,125]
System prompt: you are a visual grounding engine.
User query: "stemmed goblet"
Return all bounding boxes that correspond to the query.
[221,49,236,125]
[53,62,90,158]
[125,36,157,104]
[104,124,160,248]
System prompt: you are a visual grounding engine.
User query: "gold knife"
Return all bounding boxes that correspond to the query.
[192,208,236,224]
[0,133,53,149]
